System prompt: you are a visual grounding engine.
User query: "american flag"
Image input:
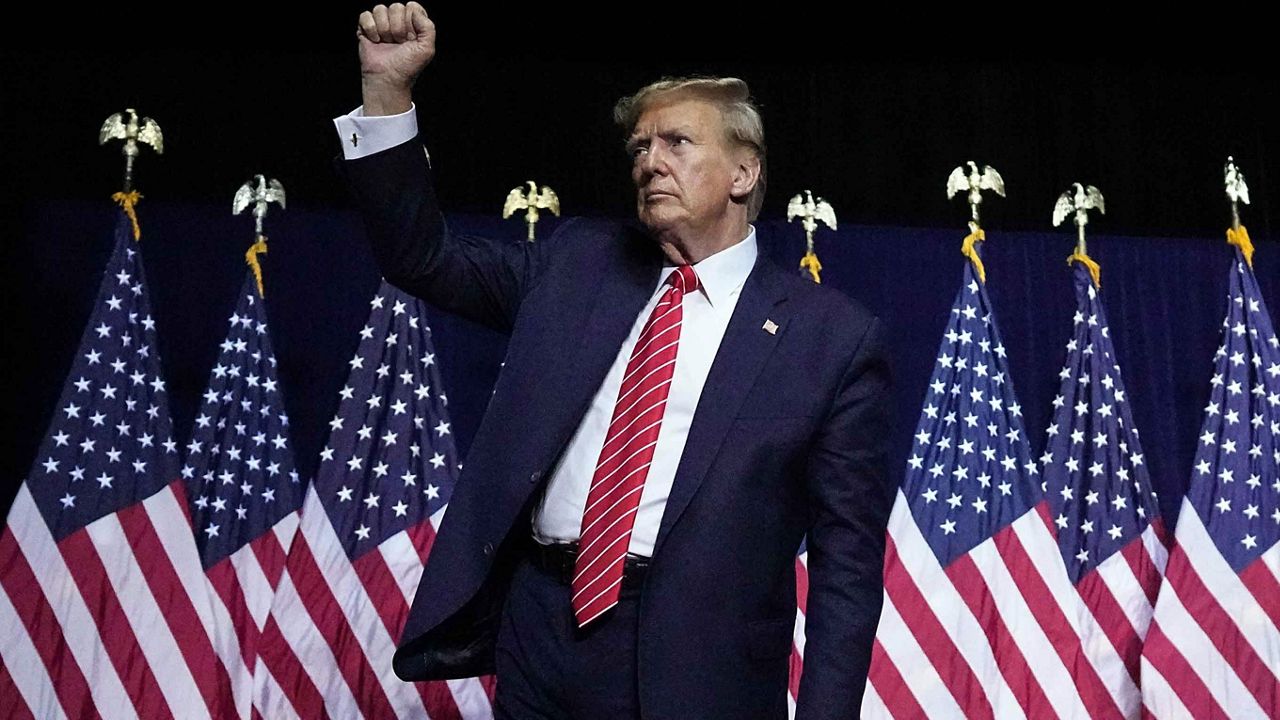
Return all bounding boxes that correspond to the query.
[865,252,1135,718]
[252,281,493,719]
[788,547,808,719]
[0,209,238,718]
[1140,246,1280,717]
[182,271,304,717]
[1039,260,1167,717]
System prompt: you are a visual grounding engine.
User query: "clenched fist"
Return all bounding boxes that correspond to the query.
[357,2,435,115]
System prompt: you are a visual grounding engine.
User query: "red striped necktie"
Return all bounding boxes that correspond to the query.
[571,264,699,627]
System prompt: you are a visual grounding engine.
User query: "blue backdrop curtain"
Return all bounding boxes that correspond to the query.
[7,199,1276,526]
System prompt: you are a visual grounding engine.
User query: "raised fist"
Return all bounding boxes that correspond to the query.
[357,2,435,92]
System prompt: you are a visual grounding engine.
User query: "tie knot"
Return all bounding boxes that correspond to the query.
[668,265,699,294]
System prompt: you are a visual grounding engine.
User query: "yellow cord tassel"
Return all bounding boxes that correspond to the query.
[1227,225,1254,269]
[961,226,987,284]
[245,235,268,297]
[111,190,142,241]
[800,250,823,284]
[1067,250,1102,288]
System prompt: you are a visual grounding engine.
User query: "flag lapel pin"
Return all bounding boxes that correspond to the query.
[763,319,778,335]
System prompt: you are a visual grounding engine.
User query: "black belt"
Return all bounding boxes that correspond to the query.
[524,539,650,596]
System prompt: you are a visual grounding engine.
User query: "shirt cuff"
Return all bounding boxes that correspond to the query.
[332,102,423,160]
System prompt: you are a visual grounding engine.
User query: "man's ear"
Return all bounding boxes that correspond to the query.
[730,151,761,201]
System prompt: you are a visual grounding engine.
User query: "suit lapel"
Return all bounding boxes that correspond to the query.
[557,227,664,440]
[653,250,790,557]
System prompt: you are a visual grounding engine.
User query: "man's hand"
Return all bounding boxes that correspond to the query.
[357,2,435,116]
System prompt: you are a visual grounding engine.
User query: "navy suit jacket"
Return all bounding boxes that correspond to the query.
[335,135,894,719]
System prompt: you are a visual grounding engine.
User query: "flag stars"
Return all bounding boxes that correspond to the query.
[435,421,451,436]
[1215,497,1231,513]
[430,452,446,469]
[347,457,363,471]
[337,486,354,502]
[1055,513,1068,529]
[1111,495,1127,511]
[355,525,371,541]
[940,519,957,535]
[921,488,938,503]
[1107,525,1123,540]
[363,492,380,509]
[1244,504,1260,520]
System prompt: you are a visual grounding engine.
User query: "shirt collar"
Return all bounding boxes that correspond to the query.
[659,225,758,308]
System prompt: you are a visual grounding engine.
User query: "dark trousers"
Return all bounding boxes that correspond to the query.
[492,556,642,719]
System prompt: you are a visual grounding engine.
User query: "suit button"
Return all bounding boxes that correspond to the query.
[529,471,543,484]
[483,542,494,557]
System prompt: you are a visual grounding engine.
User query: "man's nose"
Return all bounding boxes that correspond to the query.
[639,143,669,176]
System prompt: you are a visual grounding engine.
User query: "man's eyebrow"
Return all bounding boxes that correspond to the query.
[625,125,697,152]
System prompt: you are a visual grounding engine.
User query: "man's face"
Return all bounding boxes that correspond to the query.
[627,97,748,240]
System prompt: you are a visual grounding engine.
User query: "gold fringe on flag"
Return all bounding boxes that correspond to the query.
[245,235,268,297]
[1067,250,1102,288]
[961,226,987,284]
[111,190,142,241]
[800,250,823,284]
[1227,225,1254,269]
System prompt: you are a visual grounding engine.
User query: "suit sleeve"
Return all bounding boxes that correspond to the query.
[332,134,563,334]
[795,315,894,720]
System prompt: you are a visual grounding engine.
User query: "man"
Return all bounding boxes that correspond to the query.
[332,4,893,718]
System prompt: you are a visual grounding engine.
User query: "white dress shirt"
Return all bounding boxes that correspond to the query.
[332,104,759,556]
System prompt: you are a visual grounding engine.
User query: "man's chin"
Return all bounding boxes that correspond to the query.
[638,209,680,236]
